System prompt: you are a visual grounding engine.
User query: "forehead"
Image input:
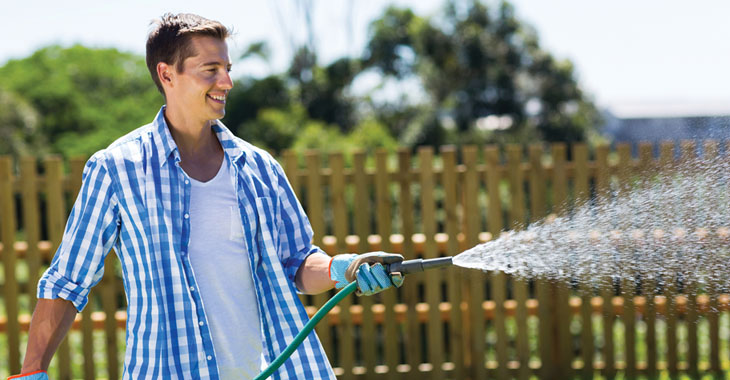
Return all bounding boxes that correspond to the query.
[184,35,230,65]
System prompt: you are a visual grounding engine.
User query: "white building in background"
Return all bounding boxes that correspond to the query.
[601,100,730,146]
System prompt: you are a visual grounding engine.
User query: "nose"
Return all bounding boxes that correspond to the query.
[218,70,233,90]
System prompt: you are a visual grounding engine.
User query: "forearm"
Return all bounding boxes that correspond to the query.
[21,298,77,372]
[295,252,336,294]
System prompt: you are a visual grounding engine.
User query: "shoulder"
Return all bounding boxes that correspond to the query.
[82,123,157,185]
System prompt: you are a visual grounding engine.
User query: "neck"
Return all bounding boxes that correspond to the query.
[163,106,219,160]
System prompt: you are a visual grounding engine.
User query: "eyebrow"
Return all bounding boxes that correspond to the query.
[201,61,233,69]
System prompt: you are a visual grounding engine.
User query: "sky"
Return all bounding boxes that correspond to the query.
[1,0,729,118]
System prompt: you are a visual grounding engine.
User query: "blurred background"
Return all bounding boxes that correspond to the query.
[1,0,728,159]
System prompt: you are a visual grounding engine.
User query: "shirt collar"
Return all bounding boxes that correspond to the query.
[152,106,246,168]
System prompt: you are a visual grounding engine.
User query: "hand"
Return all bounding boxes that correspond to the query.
[329,252,405,296]
[8,370,48,380]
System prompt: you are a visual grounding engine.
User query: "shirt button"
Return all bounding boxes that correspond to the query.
[184,213,190,219]
[190,286,195,291]
[185,179,190,185]
[199,321,204,326]
[207,355,212,360]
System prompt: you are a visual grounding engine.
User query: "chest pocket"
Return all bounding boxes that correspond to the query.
[254,196,280,260]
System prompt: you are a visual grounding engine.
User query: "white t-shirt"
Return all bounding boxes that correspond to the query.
[187,158,266,379]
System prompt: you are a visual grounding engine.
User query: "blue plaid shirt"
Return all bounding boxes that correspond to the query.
[38,107,336,380]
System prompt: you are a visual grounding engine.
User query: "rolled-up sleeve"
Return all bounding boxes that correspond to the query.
[37,152,120,311]
[272,160,321,284]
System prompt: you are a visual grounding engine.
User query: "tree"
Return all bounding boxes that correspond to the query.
[0,45,163,157]
[0,87,45,157]
[361,0,602,146]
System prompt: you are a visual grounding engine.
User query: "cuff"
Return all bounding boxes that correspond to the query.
[8,370,48,379]
[37,268,90,312]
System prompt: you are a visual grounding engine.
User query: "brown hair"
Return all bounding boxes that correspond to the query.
[146,13,231,95]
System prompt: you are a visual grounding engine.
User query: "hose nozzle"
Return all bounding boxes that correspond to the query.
[387,256,453,275]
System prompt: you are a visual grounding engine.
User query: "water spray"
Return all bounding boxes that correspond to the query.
[254,256,454,380]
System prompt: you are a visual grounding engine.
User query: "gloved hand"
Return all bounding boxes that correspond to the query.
[8,370,48,380]
[329,252,405,296]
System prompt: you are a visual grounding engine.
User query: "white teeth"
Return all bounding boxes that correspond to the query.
[209,95,226,101]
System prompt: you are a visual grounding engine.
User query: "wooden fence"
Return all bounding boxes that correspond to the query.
[1,140,729,379]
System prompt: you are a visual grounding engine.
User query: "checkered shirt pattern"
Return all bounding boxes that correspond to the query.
[37,107,336,380]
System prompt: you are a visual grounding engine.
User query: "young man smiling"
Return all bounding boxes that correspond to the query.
[12,13,404,380]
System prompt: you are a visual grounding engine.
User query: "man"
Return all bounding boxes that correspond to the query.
[11,13,403,380]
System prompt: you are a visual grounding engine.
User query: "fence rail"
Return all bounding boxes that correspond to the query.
[1,140,729,379]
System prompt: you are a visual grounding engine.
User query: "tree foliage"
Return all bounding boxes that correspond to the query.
[0,87,45,157]
[361,0,601,145]
[0,1,604,159]
[0,44,162,157]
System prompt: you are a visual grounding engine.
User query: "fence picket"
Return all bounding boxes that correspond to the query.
[574,143,594,380]
[375,149,399,379]
[703,141,722,377]
[529,144,554,379]
[616,144,637,379]
[20,158,41,312]
[398,149,420,380]
[69,157,96,380]
[352,151,376,376]
[329,152,354,379]
[595,145,615,379]
[507,145,530,380]
[305,151,333,359]
[441,146,465,380]
[45,156,72,378]
[418,147,445,379]
[0,157,20,374]
[638,142,657,379]
[551,143,573,376]
[659,141,679,378]
[681,141,699,379]
[484,145,505,379]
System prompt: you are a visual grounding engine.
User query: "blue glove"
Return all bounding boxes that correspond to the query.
[8,370,48,380]
[329,252,405,296]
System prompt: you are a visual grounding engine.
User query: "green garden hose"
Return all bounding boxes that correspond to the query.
[253,281,359,380]
[253,257,453,379]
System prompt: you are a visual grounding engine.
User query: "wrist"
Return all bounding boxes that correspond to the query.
[8,370,48,380]
[329,254,357,287]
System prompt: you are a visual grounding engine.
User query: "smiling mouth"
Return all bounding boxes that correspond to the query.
[207,94,226,104]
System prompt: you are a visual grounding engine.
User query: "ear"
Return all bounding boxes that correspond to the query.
[156,62,174,89]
